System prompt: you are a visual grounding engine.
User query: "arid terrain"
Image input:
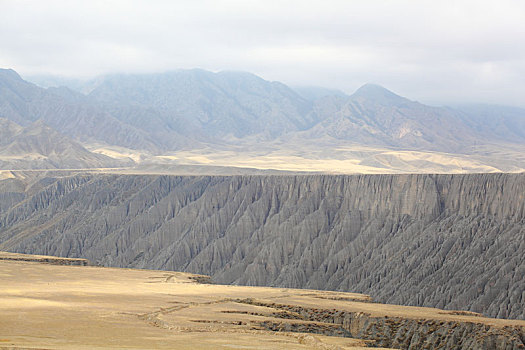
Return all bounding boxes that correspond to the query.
[1,252,525,350]
[2,2,525,349]
[1,172,523,320]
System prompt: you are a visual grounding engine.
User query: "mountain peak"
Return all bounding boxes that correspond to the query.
[351,83,408,104]
[0,68,22,81]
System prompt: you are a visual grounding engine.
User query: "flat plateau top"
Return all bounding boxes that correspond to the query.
[0,251,89,265]
[1,254,524,349]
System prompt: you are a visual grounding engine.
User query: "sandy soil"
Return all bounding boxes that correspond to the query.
[1,254,524,349]
[86,140,525,174]
[4,138,525,175]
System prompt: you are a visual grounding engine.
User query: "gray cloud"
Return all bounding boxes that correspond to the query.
[1,0,524,106]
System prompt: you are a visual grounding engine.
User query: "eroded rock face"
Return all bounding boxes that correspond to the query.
[0,173,523,319]
[0,251,89,266]
[233,299,525,350]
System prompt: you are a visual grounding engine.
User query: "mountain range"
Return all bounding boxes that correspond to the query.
[1,68,524,172]
[0,118,127,169]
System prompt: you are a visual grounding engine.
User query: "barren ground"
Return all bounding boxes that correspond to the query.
[1,253,524,349]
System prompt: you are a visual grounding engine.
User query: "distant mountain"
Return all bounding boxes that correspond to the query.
[85,70,315,139]
[0,69,161,151]
[3,67,525,172]
[351,83,407,104]
[453,104,525,144]
[293,86,348,101]
[17,68,525,150]
[0,119,129,169]
[22,74,89,92]
[0,118,23,146]
[304,84,482,152]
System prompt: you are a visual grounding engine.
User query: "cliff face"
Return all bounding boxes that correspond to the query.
[236,299,525,350]
[0,173,523,320]
[0,251,89,266]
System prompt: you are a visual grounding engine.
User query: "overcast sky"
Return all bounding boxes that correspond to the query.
[1,0,524,106]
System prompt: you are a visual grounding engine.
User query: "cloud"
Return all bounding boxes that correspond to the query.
[1,0,524,106]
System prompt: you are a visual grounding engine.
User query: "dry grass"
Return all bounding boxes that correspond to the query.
[87,139,525,174]
[1,253,524,349]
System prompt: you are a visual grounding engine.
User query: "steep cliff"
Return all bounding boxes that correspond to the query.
[0,173,523,320]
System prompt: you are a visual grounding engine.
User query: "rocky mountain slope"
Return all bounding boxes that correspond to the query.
[2,67,524,172]
[0,173,523,320]
[85,70,315,140]
[5,68,524,152]
[67,70,525,153]
[0,69,161,150]
[305,84,483,152]
[454,104,525,144]
[0,118,127,169]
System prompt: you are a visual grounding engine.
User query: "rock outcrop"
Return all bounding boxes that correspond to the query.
[0,173,523,320]
[0,251,89,266]
[236,299,525,350]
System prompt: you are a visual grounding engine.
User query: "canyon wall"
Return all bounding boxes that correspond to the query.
[1,173,523,319]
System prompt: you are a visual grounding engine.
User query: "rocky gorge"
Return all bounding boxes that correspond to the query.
[0,173,523,320]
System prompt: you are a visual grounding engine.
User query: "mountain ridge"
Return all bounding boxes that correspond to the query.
[350,83,409,104]
[1,67,524,172]
[0,118,129,169]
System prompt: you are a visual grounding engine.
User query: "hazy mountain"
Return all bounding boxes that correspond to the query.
[453,104,525,143]
[0,118,23,146]
[0,69,161,151]
[0,119,129,169]
[304,84,487,152]
[293,86,348,101]
[17,68,525,150]
[3,67,524,172]
[22,74,89,92]
[85,70,315,139]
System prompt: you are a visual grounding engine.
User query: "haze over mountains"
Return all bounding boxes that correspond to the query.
[0,118,127,169]
[1,67,523,173]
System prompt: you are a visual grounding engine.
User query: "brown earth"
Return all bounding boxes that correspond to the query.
[1,253,525,349]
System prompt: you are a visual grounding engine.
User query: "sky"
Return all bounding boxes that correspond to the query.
[1,0,525,107]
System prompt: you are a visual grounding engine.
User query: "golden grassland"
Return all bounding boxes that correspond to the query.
[1,253,524,349]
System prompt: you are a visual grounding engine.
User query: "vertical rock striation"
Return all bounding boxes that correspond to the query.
[0,173,523,319]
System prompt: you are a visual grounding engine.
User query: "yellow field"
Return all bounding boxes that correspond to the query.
[1,253,524,349]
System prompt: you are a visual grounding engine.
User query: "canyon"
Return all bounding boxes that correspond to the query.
[1,172,523,322]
